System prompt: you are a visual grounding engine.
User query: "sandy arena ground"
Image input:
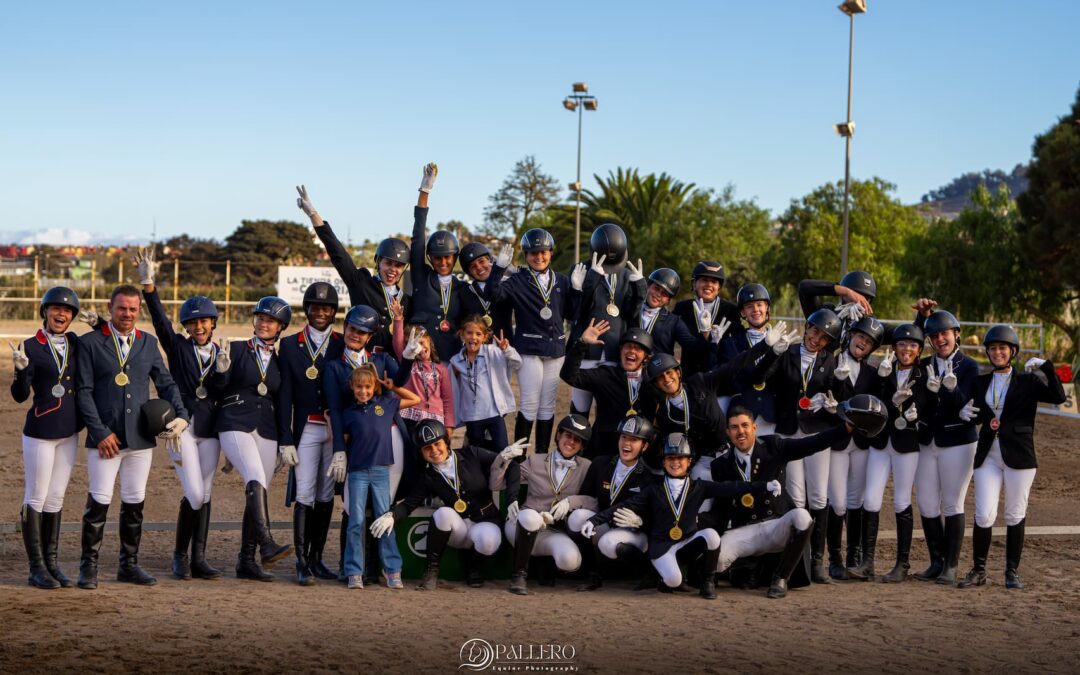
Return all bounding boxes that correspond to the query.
[0,319,1078,673]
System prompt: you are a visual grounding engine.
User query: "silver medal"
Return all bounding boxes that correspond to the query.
[195,385,208,400]
[539,306,553,320]
[51,384,66,398]
[606,303,620,317]
[257,382,268,396]
[894,417,907,430]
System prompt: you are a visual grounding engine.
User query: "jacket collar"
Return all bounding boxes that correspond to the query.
[101,323,141,339]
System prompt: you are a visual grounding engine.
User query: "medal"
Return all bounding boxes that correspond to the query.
[374,405,385,416]
[530,267,556,321]
[606,303,620,317]
[195,385,208,400]
[539,306,553,320]
[305,365,319,380]
[663,478,689,542]
[669,526,683,541]
[251,338,271,398]
[114,372,130,386]
[990,418,1000,431]
[626,408,637,417]
[257,382,268,396]
[454,498,468,513]
[50,384,66,398]
[894,417,907,430]
[798,353,818,412]
[109,326,133,388]
[43,333,71,401]
[741,493,755,508]
[753,382,766,391]
[302,327,330,380]
[482,314,493,327]
[798,396,812,410]
[438,282,453,330]
[439,320,451,333]
[989,373,1009,433]
[193,342,216,402]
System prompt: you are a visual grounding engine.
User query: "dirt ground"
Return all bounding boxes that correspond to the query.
[1,319,1078,673]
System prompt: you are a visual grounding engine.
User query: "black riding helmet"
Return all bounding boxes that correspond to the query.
[661,432,692,457]
[848,316,885,351]
[412,418,450,450]
[648,268,681,297]
[375,237,410,266]
[806,308,842,343]
[520,228,555,253]
[619,327,655,354]
[556,414,592,444]
[839,270,876,302]
[40,286,80,319]
[616,415,655,443]
[837,394,888,437]
[589,223,629,274]
[923,310,960,337]
[691,260,725,284]
[302,282,340,312]
[426,230,460,261]
[736,283,771,308]
[459,242,493,270]
[254,296,292,331]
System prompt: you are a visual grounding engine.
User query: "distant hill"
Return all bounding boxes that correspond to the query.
[917,164,1029,220]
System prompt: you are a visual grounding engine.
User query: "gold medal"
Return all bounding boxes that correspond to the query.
[305,365,319,380]
[626,408,637,417]
[669,526,683,541]
[753,382,766,391]
[257,382,268,396]
[606,303,620,317]
[741,493,755,508]
[114,372,129,386]
[454,498,468,513]
[374,405,385,416]
[482,314,493,327]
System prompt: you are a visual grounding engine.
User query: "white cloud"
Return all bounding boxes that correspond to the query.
[0,228,148,246]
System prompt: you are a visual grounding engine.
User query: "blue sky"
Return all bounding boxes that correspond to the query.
[2,1,1077,247]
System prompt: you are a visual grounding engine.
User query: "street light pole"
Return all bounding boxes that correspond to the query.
[563,83,597,263]
[837,0,866,278]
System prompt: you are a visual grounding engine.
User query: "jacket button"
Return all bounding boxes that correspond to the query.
[125,409,131,414]
[767,510,773,516]
[751,515,757,520]
[126,394,131,399]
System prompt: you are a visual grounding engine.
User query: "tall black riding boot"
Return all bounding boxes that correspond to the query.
[1005,518,1025,590]
[848,509,878,581]
[882,507,914,583]
[514,414,534,453]
[293,503,315,586]
[827,507,846,580]
[935,514,965,585]
[958,524,992,588]
[40,509,72,587]
[337,511,350,581]
[509,523,539,595]
[418,520,452,591]
[914,516,945,581]
[534,418,555,454]
[618,543,656,591]
[246,481,291,565]
[845,507,864,570]
[576,540,604,592]
[465,547,487,588]
[172,498,196,580]
[308,500,337,580]
[22,506,60,589]
[767,524,813,599]
[699,546,721,599]
[78,496,109,590]
[117,501,156,585]
[235,499,274,581]
[809,508,833,584]
[190,500,221,579]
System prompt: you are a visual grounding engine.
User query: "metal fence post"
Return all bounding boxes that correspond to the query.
[172,258,180,322]
[225,259,232,324]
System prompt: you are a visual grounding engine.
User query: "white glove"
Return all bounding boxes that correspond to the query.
[132,247,156,286]
[580,520,597,538]
[693,298,712,332]
[550,499,571,522]
[589,252,607,277]
[370,512,395,538]
[506,500,520,522]
[166,437,183,465]
[904,404,919,422]
[158,417,188,440]
[834,351,853,382]
[402,326,425,360]
[877,350,896,377]
[10,341,28,371]
[77,309,99,326]
[570,263,587,291]
[221,458,234,474]
[625,258,643,282]
[808,392,828,412]
[215,338,231,373]
[926,368,942,393]
[708,317,732,344]
[822,391,839,414]
[942,358,958,391]
[836,302,865,323]
[495,243,513,268]
[540,511,555,527]
[765,321,801,355]
[296,184,318,217]
[766,480,782,497]
[418,162,438,193]
[1024,357,1046,372]
[499,438,529,462]
[327,451,347,483]
[891,385,914,407]
[612,507,643,529]
[958,399,980,423]
[279,444,298,467]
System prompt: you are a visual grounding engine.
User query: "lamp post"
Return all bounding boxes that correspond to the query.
[836,0,866,277]
[563,82,598,262]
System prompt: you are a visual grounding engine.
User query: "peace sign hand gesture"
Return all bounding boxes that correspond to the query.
[215,338,232,373]
[296,185,324,226]
[10,341,28,371]
[402,326,426,360]
[494,330,511,351]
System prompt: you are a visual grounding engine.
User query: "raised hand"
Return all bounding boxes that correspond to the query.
[693,298,713,332]
[402,326,425,360]
[215,338,232,373]
[959,399,980,422]
[296,184,320,221]
[388,296,404,322]
[709,317,732,344]
[822,391,839,414]
[499,438,529,462]
[77,309,99,326]
[835,302,865,323]
[419,162,438,194]
[132,246,156,286]
[581,318,611,345]
[892,384,914,407]
[877,350,896,377]
[904,403,919,422]
[494,330,511,351]
[625,258,644,282]
[589,252,607,277]
[926,367,942,393]
[10,341,28,371]
[942,358,958,391]
[495,243,513,269]
[570,263,587,291]
[834,351,853,382]
[1024,357,1046,372]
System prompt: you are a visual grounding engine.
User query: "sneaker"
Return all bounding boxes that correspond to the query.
[347,575,364,589]
[385,571,404,589]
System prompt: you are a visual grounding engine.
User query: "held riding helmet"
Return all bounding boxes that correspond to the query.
[140,399,177,438]
[302,282,340,312]
[648,268,681,297]
[520,228,555,253]
[806,308,842,343]
[40,286,80,319]
[179,296,219,327]
[556,414,592,444]
[254,296,292,331]
[412,418,450,449]
[589,223,629,274]
[375,237,410,266]
[837,394,888,437]
[839,270,876,302]
[344,305,380,334]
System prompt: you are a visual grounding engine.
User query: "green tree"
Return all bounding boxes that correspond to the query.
[223,220,321,287]
[159,234,226,286]
[762,178,928,319]
[481,155,561,239]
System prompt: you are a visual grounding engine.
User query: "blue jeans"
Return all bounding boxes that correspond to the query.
[466,416,508,453]
[344,466,402,577]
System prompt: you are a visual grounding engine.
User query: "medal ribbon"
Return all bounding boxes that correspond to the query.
[734,454,750,481]
[626,374,641,409]
[991,371,1012,418]
[548,455,575,500]
[249,338,270,384]
[664,477,689,524]
[800,352,818,396]
[437,452,461,495]
[640,308,660,333]
[304,326,330,367]
[609,462,636,502]
[44,333,69,387]
[344,349,369,370]
[470,284,491,314]
[666,389,690,431]
[110,325,133,372]
[438,280,453,319]
[380,283,398,323]
[529,268,554,308]
[605,273,618,306]
[192,342,217,384]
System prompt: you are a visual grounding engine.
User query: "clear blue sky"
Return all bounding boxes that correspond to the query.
[2,1,1077,247]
